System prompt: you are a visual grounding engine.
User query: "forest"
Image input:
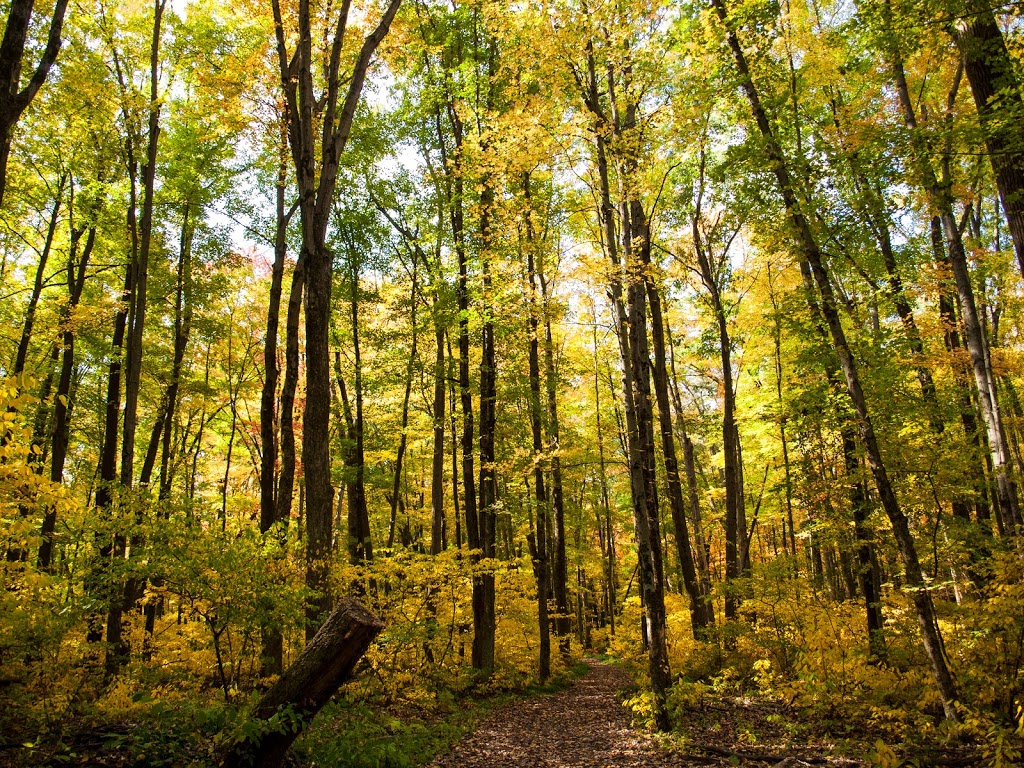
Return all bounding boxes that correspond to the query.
[1,0,1024,763]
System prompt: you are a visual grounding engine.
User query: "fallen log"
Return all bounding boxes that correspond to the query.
[221,598,384,768]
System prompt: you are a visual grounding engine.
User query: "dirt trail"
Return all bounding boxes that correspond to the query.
[429,661,701,768]
[429,661,979,768]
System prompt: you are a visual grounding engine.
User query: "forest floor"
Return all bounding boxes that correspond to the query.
[427,660,975,768]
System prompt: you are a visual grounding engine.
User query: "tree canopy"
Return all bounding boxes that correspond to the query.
[2,0,1024,762]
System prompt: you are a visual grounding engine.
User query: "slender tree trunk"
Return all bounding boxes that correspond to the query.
[270,0,402,639]
[694,219,743,621]
[592,310,616,637]
[13,177,64,376]
[276,254,304,526]
[931,218,992,526]
[100,0,165,679]
[666,321,713,601]
[136,203,193,656]
[525,182,551,679]
[842,432,885,658]
[430,320,446,555]
[339,257,371,564]
[388,263,418,549]
[646,280,711,634]
[714,0,960,719]
[888,38,1020,536]
[0,0,70,208]
[474,162,497,676]
[765,269,798,568]
[951,0,1024,278]
[537,243,571,653]
[579,46,670,728]
[140,203,193,489]
[624,206,672,729]
[120,0,164,488]
[261,130,293,537]
[40,220,96,570]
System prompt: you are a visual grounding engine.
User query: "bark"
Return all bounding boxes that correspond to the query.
[90,247,132,652]
[666,322,713,600]
[220,599,384,768]
[261,131,294,537]
[538,249,571,651]
[474,142,497,675]
[525,178,551,680]
[624,210,672,729]
[219,323,247,531]
[578,44,670,729]
[276,253,304,525]
[388,262,418,549]
[12,176,64,376]
[887,28,1020,536]
[270,0,402,637]
[430,320,446,555]
[336,350,370,565]
[120,0,164,488]
[951,0,1024,278]
[765,269,799,568]
[690,189,743,621]
[39,218,96,570]
[843,433,885,659]
[139,203,193,489]
[713,0,960,719]
[592,312,616,637]
[99,1,165,678]
[647,281,712,634]
[136,203,193,656]
[0,0,69,207]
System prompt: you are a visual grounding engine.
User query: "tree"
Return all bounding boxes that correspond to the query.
[0,0,69,207]
[710,0,960,720]
[269,0,402,634]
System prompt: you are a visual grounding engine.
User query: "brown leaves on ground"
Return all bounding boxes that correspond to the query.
[430,661,859,768]
[431,661,693,768]
[429,661,983,767]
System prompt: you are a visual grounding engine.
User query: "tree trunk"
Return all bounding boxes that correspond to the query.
[220,599,384,768]
[120,0,164,488]
[647,279,712,634]
[276,253,304,525]
[0,0,69,207]
[592,310,616,637]
[538,249,571,652]
[951,0,1024,278]
[40,219,96,570]
[139,202,193,489]
[525,179,551,680]
[388,263,418,549]
[666,321,713,601]
[261,129,293,537]
[887,34,1020,536]
[579,46,670,729]
[430,320,446,555]
[270,0,402,638]
[692,209,743,622]
[341,255,371,565]
[12,176,64,376]
[714,0,960,719]
[474,158,497,676]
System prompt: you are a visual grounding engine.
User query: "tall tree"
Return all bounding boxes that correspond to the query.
[270,0,402,634]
